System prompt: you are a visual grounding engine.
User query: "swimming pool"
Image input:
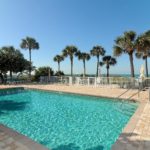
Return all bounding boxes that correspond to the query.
[0,88,138,150]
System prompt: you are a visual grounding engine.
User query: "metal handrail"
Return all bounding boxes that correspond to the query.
[114,86,147,114]
[118,87,149,113]
[126,87,147,101]
[116,88,133,99]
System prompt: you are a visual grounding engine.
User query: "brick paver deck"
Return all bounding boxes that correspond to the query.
[0,124,48,150]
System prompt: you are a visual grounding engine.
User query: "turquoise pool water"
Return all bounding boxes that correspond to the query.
[0,89,138,150]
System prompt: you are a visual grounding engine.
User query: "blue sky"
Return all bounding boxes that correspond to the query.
[0,0,150,75]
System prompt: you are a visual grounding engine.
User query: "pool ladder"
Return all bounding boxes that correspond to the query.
[114,87,147,114]
[116,86,147,102]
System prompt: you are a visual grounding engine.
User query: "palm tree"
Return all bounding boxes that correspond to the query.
[62,45,78,76]
[90,45,105,77]
[113,31,136,77]
[76,51,90,77]
[53,55,64,72]
[102,56,117,78]
[20,37,39,80]
[135,32,150,77]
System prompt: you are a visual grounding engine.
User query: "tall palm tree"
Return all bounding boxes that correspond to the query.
[62,45,78,76]
[113,31,136,77]
[53,55,64,72]
[20,37,39,80]
[90,45,105,77]
[76,51,90,77]
[101,56,117,79]
[135,32,150,77]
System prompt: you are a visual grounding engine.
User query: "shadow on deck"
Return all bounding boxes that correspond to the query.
[112,132,150,150]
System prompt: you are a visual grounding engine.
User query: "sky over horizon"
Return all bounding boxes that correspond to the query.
[0,0,150,75]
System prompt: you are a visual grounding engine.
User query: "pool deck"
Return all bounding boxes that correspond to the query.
[0,84,150,150]
[0,124,48,150]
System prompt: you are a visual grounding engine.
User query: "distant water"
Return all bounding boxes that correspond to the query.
[66,74,140,78]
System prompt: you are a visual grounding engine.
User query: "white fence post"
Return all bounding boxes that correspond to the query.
[69,76,72,85]
[95,77,97,87]
[88,77,90,86]
[77,77,80,85]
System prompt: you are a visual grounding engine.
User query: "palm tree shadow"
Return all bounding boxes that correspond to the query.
[86,145,104,150]
[112,132,150,150]
[52,143,80,150]
[51,143,104,150]
[0,100,29,115]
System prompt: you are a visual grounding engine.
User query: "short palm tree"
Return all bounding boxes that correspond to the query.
[135,32,150,77]
[76,51,90,77]
[20,37,39,80]
[62,45,78,76]
[101,56,117,79]
[53,55,64,72]
[90,45,105,77]
[113,31,136,77]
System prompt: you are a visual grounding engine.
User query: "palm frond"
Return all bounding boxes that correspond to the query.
[135,52,143,59]
[62,45,78,58]
[90,45,105,57]
[113,46,123,56]
[53,55,64,62]
[102,55,117,66]
[20,37,39,50]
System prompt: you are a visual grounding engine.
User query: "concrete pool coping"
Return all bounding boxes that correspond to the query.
[0,85,149,150]
[25,87,138,103]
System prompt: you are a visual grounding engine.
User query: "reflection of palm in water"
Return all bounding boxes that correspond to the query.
[0,100,28,115]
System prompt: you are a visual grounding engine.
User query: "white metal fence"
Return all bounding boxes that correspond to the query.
[40,76,150,89]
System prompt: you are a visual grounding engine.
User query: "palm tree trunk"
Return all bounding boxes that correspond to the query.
[129,54,135,78]
[58,62,60,72]
[29,49,32,80]
[106,65,109,83]
[71,57,73,76]
[145,57,148,77]
[10,70,12,81]
[83,60,86,77]
[96,56,100,77]
[4,73,7,84]
[0,72,4,84]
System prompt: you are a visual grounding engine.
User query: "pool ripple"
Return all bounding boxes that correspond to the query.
[0,90,138,150]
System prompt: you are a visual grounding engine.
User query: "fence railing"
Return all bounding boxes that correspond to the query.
[40,76,150,89]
